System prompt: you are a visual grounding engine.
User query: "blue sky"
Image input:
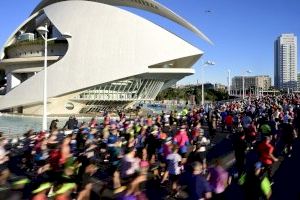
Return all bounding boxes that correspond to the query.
[0,0,299,85]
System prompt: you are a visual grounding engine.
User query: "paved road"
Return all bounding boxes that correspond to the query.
[271,139,300,200]
[204,128,300,200]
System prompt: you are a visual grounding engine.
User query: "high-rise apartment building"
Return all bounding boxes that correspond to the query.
[274,34,297,91]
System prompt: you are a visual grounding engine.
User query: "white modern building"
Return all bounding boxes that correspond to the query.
[0,0,211,115]
[274,34,298,91]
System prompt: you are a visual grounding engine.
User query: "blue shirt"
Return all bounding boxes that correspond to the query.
[180,173,211,200]
[108,133,118,145]
[220,111,227,121]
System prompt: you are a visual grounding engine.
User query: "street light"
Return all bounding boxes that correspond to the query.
[242,69,252,100]
[37,23,71,131]
[201,61,215,106]
[227,69,231,96]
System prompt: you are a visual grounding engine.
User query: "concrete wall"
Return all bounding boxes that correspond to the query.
[23,93,85,115]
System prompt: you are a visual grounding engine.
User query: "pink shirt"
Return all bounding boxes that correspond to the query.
[174,130,189,147]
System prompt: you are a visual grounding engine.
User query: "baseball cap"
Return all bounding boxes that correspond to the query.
[255,162,262,170]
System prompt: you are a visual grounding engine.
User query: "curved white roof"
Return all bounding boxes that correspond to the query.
[32,0,213,44]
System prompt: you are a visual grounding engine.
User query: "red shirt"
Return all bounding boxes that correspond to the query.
[258,141,274,165]
[191,127,200,139]
[225,115,233,126]
[247,125,257,137]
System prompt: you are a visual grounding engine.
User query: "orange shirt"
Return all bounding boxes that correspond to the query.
[32,193,47,200]
[55,194,71,200]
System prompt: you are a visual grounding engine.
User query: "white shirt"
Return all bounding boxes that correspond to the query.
[0,146,7,164]
[198,137,210,152]
[121,155,140,177]
[166,153,182,175]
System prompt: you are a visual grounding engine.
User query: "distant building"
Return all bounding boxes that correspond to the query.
[214,83,226,91]
[203,83,214,90]
[231,75,271,94]
[274,34,298,91]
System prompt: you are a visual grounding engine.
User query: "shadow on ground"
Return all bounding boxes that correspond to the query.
[271,139,300,200]
[206,135,233,163]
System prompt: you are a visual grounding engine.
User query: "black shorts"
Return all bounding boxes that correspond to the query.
[179,152,188,158]
[213,192,225,200]
[198,151,207,162]
[121,172,138,184]
[169,174,180,182]
[0,164,8,173]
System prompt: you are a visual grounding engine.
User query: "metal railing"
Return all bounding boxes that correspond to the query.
[0,126,28,138]
[73,79,165,102]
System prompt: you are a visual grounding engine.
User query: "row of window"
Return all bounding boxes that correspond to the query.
[14,49,54,57]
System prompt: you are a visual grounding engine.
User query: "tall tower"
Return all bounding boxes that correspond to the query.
[274,34,298,91]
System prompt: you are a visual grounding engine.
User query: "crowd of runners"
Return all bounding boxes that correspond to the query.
[0,94,299,200]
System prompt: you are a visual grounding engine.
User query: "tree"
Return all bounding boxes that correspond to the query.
[156,85,229,103]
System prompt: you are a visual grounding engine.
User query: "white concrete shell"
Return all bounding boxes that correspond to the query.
[32,0,213,44]
[0,0,206,115]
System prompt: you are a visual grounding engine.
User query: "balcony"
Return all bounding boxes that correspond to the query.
[4,39,68,59]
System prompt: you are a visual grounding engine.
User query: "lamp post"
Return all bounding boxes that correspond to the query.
[242,69,252,100]
[37,24,71,131]
[227,69,231,96]
[201,61,215,106]
[36,24,49,132]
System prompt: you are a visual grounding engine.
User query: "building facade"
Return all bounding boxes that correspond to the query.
[231,75,271,95]
[0,0,211,115]
[274,34,298,91]
[214,83,227,91]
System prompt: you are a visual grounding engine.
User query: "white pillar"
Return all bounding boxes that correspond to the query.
[6,73,21,92]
